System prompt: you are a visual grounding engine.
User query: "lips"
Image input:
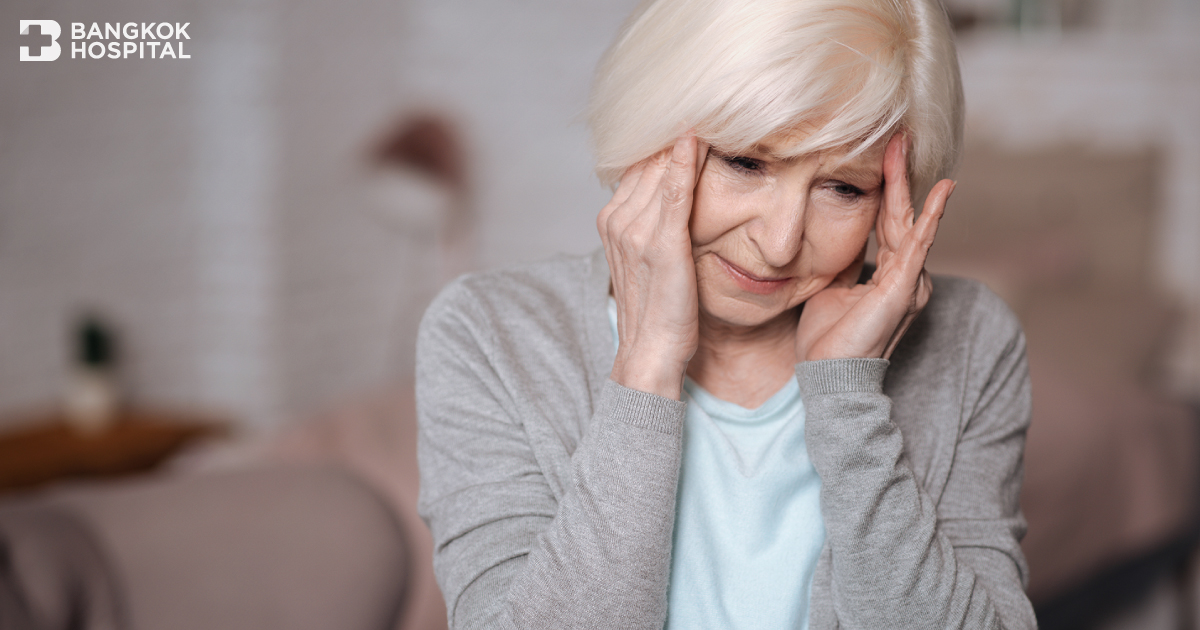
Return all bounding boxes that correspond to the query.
[715,255,792,295]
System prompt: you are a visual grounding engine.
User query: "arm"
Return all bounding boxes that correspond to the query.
[795,134,1034,628]
[420,133,706,629]
[417,283,685,630]
[799,292,1034,629]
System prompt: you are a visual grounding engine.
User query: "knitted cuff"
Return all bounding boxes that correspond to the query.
[796,358,889,397]
[598,379,687,436]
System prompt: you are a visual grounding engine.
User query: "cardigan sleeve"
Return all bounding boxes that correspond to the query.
[797,287,1036,630]
[416,280,686,630]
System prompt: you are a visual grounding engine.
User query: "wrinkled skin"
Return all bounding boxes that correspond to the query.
[598,131,954,407]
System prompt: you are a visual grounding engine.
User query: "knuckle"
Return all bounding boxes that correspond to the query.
[597,205,615,230]
[606,212,625,241]
[670,150,691,171]
[627,223,652,248]
[660,184,687,207]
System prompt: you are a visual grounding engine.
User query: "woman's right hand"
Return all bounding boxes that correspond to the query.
[598,133,707,400]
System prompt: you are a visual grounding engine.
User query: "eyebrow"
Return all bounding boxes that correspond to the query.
[737,143,885,185]
[826,161,883,185]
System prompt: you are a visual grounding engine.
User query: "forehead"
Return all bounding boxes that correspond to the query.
[755,126,887,174]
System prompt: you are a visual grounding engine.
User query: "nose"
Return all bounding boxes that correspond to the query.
[747,187,806,269]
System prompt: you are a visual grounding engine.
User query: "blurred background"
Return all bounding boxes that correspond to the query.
[1,0,1198,628]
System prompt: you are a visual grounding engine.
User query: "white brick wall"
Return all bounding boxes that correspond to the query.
[0,0,636,433]
[2,0,210,425]
[3,0,1196,435]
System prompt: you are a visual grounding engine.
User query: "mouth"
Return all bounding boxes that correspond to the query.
[715,255,792,295]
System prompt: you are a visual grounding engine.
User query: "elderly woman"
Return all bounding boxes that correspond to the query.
[417,0,1035,627]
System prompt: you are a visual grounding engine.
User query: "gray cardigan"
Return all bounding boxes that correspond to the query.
[417,249,1036,629]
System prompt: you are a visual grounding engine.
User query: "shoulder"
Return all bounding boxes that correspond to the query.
[891,274,1025,380]
[924,275,1022,343]
[421,253,593,334]
[886,276,1031,496]
[888,275,1028,415]
[853,266,1021,357]
[417,251,603,376]
[416,252,606,455]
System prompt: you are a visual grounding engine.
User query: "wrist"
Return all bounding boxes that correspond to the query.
[611,347,687,400]
[799,339,888,362]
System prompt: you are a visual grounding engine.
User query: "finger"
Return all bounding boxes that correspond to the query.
[695,139,709,183]
[611,160,648,208]
[599,161,648,236]
[915,179,953,249]
[883,269,933,357]
[886,178,951,288]
[619,151,672,218]
[659,133,699,224]
[607,151,671,234]
[875,247,894,273]
[884,132,913,225]
[877,132,912,254]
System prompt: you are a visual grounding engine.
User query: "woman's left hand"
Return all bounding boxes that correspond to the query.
[795,133,955,362]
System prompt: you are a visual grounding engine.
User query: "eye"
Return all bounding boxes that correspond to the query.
[828,181,866,200]
[721,155,764,173]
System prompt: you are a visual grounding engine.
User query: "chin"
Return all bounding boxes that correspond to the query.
[697,288,799,329]
[693,256,811,329]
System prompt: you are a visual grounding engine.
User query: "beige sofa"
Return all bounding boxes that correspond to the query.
[0,465,409,630]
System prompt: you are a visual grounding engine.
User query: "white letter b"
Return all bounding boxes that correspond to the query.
[20,20,61,61]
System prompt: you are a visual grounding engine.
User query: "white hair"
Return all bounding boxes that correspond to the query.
[587,0,964,202]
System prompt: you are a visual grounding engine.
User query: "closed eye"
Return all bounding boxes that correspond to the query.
[828,181,866,200]
[721,155,764,173]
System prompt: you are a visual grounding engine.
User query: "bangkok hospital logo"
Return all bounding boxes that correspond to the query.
[20,20,191,61]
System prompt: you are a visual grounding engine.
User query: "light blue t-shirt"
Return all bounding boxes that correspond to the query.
[607,300,825,629]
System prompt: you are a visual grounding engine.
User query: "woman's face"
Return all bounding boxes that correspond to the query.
[690,130,887,328]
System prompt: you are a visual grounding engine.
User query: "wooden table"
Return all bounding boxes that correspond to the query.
[0,408,228,493]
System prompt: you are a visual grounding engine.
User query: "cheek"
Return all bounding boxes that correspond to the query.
[689,172,759,245]
[803,207,876,272]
